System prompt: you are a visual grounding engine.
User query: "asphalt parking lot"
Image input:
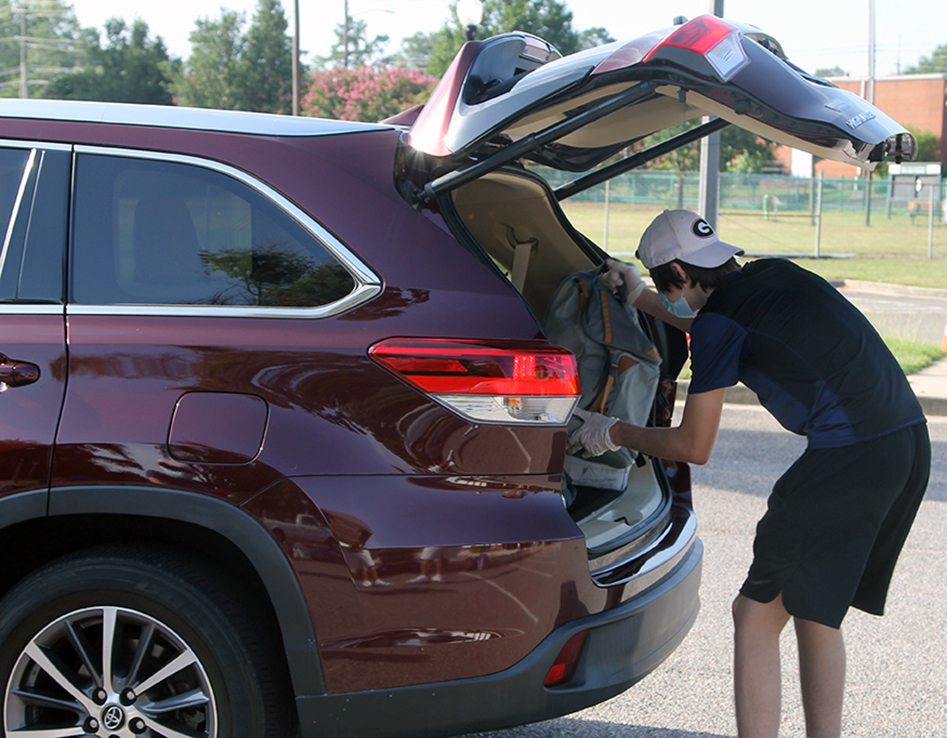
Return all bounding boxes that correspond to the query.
[461,405,947,738]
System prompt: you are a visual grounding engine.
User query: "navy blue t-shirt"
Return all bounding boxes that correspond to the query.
[688,259,924,448]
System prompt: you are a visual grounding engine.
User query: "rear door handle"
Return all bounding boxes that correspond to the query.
[0,357,40,388]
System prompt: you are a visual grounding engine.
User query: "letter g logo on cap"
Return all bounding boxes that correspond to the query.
[692,219,714,237]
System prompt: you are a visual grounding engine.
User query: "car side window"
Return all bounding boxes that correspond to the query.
[71,154,356,308]
[0,147,68,304]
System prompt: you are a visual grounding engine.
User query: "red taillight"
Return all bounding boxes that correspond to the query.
[369,338,579,425]
[647,15,736,58]
[369,338,579,396]
[644,15,748,80]
[544,631,588,687]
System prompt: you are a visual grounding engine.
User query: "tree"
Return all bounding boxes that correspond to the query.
[170,0,296,113]
[0,0,83,98]
[315,18,390,69]
[239,0,294,113]
[302,66,436,122]
[904,44,947,74]
[579,27,615,51]
[641,120,776,174]
[42,18,177,104]
[171,9,246,110]
[814,65,848,78]
[905,126,941,162]
[406,0,594,76]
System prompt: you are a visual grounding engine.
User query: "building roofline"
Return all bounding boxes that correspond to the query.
[0,99,393,137]
[825,73,947,82]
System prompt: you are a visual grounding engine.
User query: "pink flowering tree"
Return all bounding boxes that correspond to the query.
[301,66,437,123]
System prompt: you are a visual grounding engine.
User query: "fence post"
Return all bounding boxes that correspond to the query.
[815,172,824,258]
[865,170,873,226]
[929,185,935,259]
[604,179,611,250]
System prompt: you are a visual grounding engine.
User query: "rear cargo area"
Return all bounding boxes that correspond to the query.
[450,167,680,563]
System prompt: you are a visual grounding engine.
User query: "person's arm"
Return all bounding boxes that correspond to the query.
[602,258,693,333]
[607,388,726,465]
[631,288,694,334]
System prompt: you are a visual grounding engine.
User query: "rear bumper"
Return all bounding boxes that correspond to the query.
[296,534,702,738]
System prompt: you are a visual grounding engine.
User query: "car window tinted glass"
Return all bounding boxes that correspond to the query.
[71,154,356,307]
[0,148,31,254]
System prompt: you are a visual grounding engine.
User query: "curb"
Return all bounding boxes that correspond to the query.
[835,279,947,300]
[677,380,947,417]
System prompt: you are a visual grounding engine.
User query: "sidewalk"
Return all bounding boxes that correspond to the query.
[679,358,947,417]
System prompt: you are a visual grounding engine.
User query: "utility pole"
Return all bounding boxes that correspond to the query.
[865,0,876,226]
[19,8,28,99]
[698,0,724,229]
[292,0,300,115]
[343,0,350,68]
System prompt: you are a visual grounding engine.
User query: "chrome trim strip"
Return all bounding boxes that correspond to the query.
[0,139,71,152]
[0,148,36,279]
[71,145,383,319]
[66,284,382,320]
[0,304,64,315]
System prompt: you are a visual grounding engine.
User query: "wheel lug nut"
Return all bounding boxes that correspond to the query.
[84,716,100,731]
[92,687,108,704]
[121,688,137,705]
[130,717,147,734]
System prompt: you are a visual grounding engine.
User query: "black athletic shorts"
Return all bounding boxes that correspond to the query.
[740,421,931,629]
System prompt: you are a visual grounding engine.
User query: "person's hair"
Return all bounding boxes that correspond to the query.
[650,257,741,294]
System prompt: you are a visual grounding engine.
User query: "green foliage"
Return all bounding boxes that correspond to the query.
[905,125,942,165]
[171,9,246,110]
[640,120,776,174]
[814,65,848,78]
[579,27,615,51]
[170,0,294,113]
[239,0,295,113]
[0,0,83,98]
[42,19,176,104]
[302,65,437,122]
[883,338,945,374]
[904,43,947,74]
[412,0,592,77]
[316,18,390,69]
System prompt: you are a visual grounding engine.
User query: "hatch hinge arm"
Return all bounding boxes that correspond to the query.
[554,116,731,201]
[423,80,659,202]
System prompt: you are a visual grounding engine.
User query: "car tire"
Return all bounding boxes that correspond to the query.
[0,545,297,738]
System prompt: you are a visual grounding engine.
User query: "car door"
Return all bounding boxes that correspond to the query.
[0,143,70,509]
[405,15,915,196]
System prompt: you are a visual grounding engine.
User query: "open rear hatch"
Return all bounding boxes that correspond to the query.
[394,15,915,563]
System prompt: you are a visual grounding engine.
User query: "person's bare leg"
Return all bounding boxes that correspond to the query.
[794,617,845,738]
[732,593,792,738]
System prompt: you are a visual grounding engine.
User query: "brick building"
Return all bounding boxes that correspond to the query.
[773,73,947,177]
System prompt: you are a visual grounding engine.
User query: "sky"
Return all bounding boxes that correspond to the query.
[69,0,947,78]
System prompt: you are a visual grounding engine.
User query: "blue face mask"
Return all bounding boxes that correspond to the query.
[659,292,697,319]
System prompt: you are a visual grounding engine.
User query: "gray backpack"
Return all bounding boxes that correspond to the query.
[544,270,661,482]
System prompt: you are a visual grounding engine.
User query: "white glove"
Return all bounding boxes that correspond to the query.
[598,258,645,305]
[567,408,622,457]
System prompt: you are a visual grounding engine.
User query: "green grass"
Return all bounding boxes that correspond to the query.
[885,339,946,374]
[676,338,942,381]
[561,200,947,289]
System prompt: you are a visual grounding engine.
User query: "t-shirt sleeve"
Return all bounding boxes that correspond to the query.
[688,312,749,394]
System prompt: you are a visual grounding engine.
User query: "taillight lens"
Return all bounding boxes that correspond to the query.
[369,338,579,425]
[644,14,749,81]
[544,631,588,687]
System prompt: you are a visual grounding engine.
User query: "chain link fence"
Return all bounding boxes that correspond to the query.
[535,168,947,260]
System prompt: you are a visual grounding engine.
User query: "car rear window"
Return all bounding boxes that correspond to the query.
[70,153,355,308]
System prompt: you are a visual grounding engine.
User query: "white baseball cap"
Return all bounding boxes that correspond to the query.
[636,209,743,269]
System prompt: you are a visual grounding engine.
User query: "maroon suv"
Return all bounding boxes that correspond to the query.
[0,16,913,738]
